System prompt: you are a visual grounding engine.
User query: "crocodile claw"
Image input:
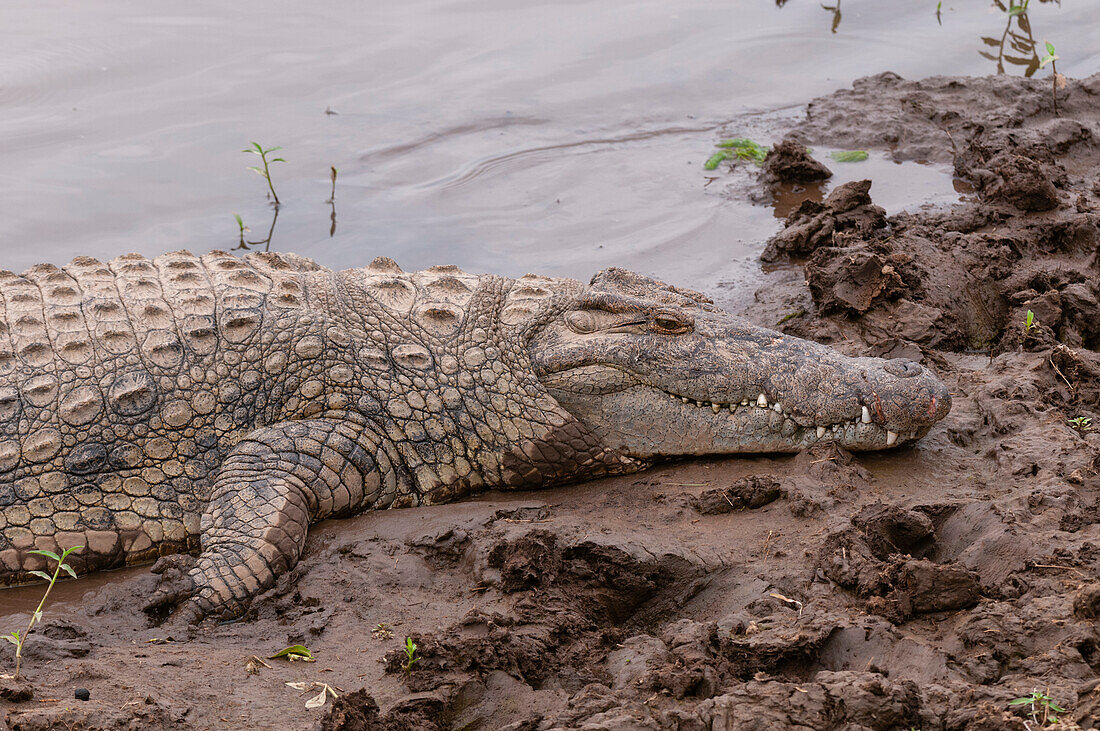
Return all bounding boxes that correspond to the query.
[143,554,204,626]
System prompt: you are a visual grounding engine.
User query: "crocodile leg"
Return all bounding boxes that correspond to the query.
[143,418,397,624]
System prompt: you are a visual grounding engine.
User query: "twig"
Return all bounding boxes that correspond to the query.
[762,530,776,563]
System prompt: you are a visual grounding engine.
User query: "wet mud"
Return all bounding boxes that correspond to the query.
[1,72,1099,730]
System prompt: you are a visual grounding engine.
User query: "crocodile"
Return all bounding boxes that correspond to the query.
[0,251,949,623]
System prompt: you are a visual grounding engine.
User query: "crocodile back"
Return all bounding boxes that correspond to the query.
[0,250,317,576]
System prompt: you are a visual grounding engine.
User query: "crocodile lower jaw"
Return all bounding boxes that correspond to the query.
[662,391,908,448]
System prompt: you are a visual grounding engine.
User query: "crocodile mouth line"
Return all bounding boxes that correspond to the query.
[658,388,908,447]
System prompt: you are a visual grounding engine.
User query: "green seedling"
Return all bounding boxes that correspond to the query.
[704,138,770,170]
[1008,689,1064,725]
[704,150,735,170]
[777,310,805,326]
[1069,416,1094,433]
[718,138,770,164]
[233,212,250,248]
[1025,309,1036,333]
[372,622,393,640]
[402,636,419,675]
[936,1,942,25]
[1039,40,1065,114]
[5,545,82,678]
[829,150,869,162]
[269,644,315,662]
[1005,0,1028,17]
[243,142,286,206]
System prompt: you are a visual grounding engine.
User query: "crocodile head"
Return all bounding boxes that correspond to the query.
[531,268,950,457]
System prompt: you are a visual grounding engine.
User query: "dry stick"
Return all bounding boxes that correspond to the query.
[762,530,776,563]
[1032,563,1087,577]
[1051,60,1059,116]
[1048,354,1074,393]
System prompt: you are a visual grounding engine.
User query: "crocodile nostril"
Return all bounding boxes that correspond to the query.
[883,359,922,378]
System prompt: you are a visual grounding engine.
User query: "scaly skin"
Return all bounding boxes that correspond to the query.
[0,252,949,623]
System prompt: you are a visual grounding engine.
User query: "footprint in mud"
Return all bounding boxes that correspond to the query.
[819,502,981,622]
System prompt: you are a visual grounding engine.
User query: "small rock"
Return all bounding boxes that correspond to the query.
[75,687,90,701]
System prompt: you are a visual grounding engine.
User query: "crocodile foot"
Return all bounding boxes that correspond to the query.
[143,554,205,626]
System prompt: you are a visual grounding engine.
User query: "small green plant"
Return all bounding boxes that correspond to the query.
[829,150,870,162]
[232,212,250,248]
[777,310,806,326]
[1008,689,1064,726]
[1005,0,1028,17]
[1039,40,1066,114]
[372,622,393,640]
[1069,416,1094,433]
[5,545,82,678]
[936,1,942,24]
[243,142,286,206]
[703,150,734,170]
[401,636,419,675]
[269,644,315,662]
[704,138,770,170]
[719,138,770,164]
[1025,309,1036,333]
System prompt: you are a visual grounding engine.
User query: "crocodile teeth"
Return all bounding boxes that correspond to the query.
[681,397,690,404]
[729,404,736,413]
[886,430,898,446]
[817,426,826,439]
[861,406,871,424]
[740,399,749,406]
[757,393,768,408]
[711,403,721,414]
[772,402,782,413]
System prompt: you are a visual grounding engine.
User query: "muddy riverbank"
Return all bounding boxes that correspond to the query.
[0,72,1098,730]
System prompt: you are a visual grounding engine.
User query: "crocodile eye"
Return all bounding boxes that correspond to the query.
[652,315,691,334]
[565,311,598,334]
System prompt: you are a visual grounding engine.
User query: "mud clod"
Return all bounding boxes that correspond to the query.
[762,135,833,185]
[0,677,33,703]
[1074,584,1100,620]
[690,476,782,515]
[761,179,887,262]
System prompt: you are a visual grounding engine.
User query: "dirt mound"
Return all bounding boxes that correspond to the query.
[760,179,887,262]
[767,72,1100,356]
[761,135,833,186]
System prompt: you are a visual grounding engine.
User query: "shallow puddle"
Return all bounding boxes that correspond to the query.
[0,565,147,621]
[0,0,1095,296]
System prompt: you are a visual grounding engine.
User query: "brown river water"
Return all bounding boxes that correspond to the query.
[3,0,1097,312]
